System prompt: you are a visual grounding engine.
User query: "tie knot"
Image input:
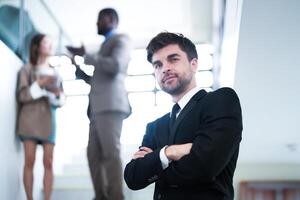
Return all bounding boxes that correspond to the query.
[171,103,180,116]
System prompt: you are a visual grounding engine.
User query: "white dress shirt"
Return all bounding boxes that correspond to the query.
[159,87,201,169]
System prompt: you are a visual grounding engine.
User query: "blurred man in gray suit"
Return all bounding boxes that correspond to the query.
[67,8,132,200]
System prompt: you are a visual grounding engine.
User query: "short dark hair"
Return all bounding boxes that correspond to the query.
[99,8,119,24]
[146,32,198,63]
[29,33,46,66]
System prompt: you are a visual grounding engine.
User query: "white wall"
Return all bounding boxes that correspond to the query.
[0,40,23,199]
[221,0,300,198]
[234,0,300,163]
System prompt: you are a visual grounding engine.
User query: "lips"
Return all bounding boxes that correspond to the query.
[162,74,177,83]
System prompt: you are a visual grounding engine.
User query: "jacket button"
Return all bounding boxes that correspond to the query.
[157,194,161,199]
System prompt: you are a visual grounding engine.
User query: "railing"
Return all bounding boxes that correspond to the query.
[0,0,71,62]
[38,0,71,53]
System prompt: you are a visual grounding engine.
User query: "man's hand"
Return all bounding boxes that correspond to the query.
[165,143,192,161]
[66,45,86,56]
[132,146,153,159]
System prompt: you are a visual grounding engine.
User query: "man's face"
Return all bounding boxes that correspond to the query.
[152,44,198,96]
[97,14,113,35]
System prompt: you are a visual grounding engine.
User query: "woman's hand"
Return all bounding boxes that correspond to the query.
[37,75,55,88]
[47,88,61,97]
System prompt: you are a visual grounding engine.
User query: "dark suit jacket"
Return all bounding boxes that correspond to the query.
[124,87,243,200]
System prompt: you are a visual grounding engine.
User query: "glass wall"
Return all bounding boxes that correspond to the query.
[55,44,214,147]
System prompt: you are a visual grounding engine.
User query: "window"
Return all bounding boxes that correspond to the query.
[54,44,214,148]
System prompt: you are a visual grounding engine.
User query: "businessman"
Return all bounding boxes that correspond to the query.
[67,8,131,200]
[124,32,242,200]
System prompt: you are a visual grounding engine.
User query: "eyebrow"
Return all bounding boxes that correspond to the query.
[152,53,181,65]
[167,53,180,59]
[152,60,161,66]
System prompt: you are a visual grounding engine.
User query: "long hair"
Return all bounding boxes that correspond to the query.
[29,33,46,66]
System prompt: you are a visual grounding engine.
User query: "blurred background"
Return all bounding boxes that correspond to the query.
[0,0,300,199]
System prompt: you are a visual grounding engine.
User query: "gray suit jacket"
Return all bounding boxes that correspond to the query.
[84,33,132,117]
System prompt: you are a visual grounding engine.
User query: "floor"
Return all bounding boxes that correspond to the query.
[51,144,154,200]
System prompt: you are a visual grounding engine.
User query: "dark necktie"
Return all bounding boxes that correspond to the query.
[169,103,180,129]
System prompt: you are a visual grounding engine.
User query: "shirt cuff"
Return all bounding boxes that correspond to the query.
[160,145,170,170]
[30,81,47,99]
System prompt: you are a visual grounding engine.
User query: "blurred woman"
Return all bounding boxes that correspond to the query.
[16,34,65,200]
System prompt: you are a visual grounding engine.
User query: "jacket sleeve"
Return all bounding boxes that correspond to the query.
[124,123,164,190]
[162,88,243,185]
[75,67,91,84]
[16,67,40,104]
[84,35,132,75]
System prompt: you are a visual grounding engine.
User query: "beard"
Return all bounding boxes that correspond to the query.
[160,72,193,96]
[97,26,112,35]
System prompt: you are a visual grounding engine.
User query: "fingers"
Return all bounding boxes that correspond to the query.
[44,77,55,86]
[131,144,192,161]
[48,88,61,95]
[165,143,193,161]
[132,146,153,159]
[165,145,178,161]
[139,146,153,153]
[37,76,54,87]
[132,150,148,159]
[183,143,192,154]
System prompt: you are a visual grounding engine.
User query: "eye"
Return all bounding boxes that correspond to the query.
[170,57,179,62]
[153,62,162,69]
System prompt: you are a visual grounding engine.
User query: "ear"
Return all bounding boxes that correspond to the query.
[190,58,198,73]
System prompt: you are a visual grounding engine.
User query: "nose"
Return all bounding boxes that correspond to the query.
[162,62,172,74]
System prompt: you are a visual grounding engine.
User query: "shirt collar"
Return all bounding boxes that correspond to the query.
[104,29,115,41]
[177,86,201,111]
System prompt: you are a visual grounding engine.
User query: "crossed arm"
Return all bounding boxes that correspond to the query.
[133,143,192,161]
[124,88,242,190]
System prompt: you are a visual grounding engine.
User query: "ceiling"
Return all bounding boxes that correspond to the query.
[1,0,213,50]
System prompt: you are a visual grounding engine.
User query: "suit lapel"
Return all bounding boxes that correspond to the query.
[168,89,207,145]
[100,34,116,54]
